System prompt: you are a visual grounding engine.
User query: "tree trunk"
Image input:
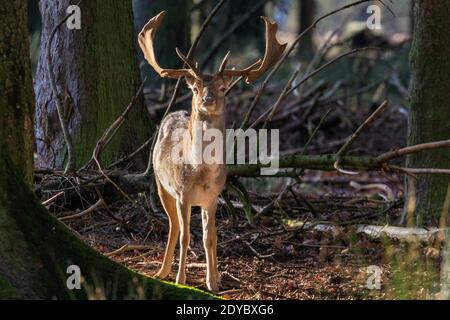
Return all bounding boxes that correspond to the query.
[406,1,450,225]
[0,1,35,184]
[34,0,151,170]
[290,0,316,59]
[300,0,316,56]
[133,0,192,88]
[0,1,212,300]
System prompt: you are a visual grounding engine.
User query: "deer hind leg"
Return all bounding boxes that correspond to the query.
[176,199,191,285]
[154,177,179,279]
[201,200,220,291]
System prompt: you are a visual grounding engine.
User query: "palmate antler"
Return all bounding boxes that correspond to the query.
[138,11,287,83]
[218,16,287,84]
[138,11,200,79]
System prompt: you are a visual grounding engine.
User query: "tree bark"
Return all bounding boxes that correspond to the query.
[34,0,151,170]
[285,0,315,59]
[0,1,213,300]
[298,0,316,59]
[0,1,35,184]
[406,1,450,224]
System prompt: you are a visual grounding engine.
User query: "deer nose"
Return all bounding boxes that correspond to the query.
[202,96,215,105]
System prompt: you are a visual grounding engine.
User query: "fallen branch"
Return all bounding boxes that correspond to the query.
[59,198,105,222]
[377,140,450,163]
[105,244,152,257]
[356,225,445,244]
[243,241,276,259]
[42,191,64,207]
[219,222,447,246]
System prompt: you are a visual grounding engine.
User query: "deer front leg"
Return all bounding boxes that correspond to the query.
[176,200,191,285]
[201,200,220,291]
[155,179,179,279]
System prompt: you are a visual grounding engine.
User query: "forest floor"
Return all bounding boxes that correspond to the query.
[60,169,441,300]
[38,108,443,300]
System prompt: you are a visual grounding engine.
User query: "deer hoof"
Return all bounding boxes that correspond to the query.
[155,270,170,279]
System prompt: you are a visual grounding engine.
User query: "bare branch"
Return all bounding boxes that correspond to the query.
[377,140,450,163]
[239,0,373,129]
[334,100,390,174]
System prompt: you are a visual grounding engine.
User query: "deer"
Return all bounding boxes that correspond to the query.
[138,11,286,291]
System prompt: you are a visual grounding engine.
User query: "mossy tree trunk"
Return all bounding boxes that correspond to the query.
[406,1,450,225]
[34,0,152,170]
[0,1,35,184]
[0,1,213,300]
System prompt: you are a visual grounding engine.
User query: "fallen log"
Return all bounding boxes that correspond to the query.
[306,222,446,245]
[356,224,445,244]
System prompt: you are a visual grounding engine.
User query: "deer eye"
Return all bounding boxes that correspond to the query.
[192,87,199,94]
[219,85,227,93]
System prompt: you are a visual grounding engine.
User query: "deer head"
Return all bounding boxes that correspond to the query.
[138,11,287,116]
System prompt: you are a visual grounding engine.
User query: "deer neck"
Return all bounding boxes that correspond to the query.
[187,98,226,165]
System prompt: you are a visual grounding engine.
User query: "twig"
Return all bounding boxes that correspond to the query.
[256,180,294,218]
[107,137,152,169]
[201,0,268,69]
[300,108,333,156]
[83,78,147,170]
[286,47,380,97]
[105,244,152,257]
[376,0,396,18]
[261,66,301,129]
[59,198,105,221]
[243,241,275,259]
[389,166,450,176]
[377,140,450,164]
[239,0,373,129]
[42,191,65,207]
[289,186,317,216]
[249,46,371,130]
[334,100,389,174]
[45,0,84,173]
[94,155,133,202]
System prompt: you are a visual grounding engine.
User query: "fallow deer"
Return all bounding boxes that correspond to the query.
[138,11,286,291]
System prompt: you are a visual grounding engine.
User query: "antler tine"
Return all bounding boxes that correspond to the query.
[175,48,202,78]
[218,51,231,75]
[138,11,195,79]
[222,16,287,84]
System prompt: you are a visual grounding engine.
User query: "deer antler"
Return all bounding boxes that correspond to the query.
[138,11,200,79]
[220,17,287,84]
